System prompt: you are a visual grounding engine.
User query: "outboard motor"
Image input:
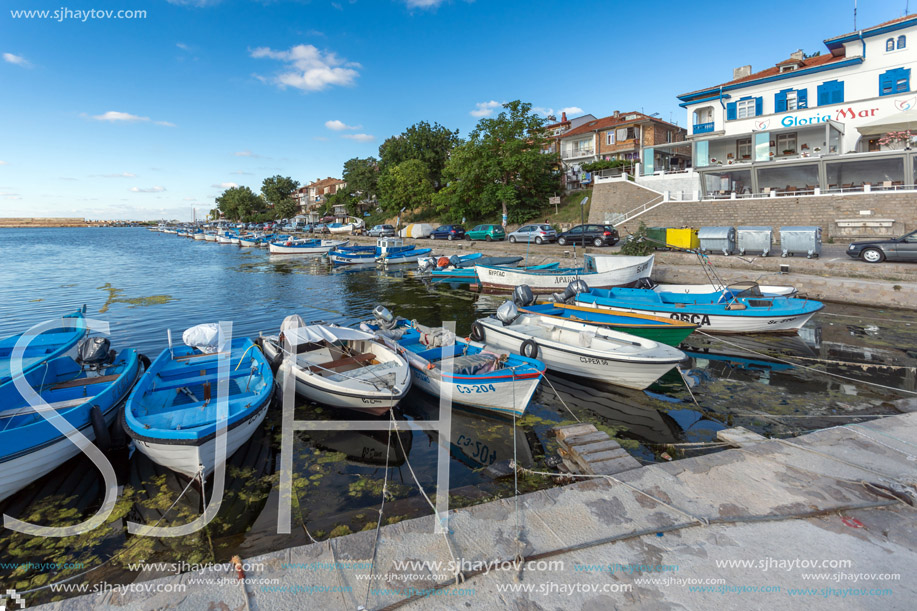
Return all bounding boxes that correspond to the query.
[512,285,536,307]
[557,279,590,304]
[373,305,398,330]
[417,257,436,273]
[635,277,657,290]
[448,255,463,269]
[496,301,520,325]
[76,337,115,369]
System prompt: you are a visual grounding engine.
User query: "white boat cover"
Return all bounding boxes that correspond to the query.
[585,254,655,274]
[286,325,374,346]
[280,314,306,335]
[399,223,434,238]
[182,323,221,353]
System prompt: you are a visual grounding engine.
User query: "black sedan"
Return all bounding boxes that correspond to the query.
[556,224,620,247]
[429,224,466,240]
[846,230,917,263]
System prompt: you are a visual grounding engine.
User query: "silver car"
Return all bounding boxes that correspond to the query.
[507,224,557,244]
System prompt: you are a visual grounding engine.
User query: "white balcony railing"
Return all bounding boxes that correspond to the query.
[562,148,595,159]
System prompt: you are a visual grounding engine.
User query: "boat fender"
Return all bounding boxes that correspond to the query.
[521,339,539,360]
[470,321,485,342]
[138,353,152,371]
[90,405,112,452]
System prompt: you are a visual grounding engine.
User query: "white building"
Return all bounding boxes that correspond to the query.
[652,15,917,198]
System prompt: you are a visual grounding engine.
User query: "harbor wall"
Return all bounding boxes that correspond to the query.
[0,217,88,228]
[591,181,917,238]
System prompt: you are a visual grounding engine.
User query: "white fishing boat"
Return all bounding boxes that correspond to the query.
[193,232,207,241]
[268,238,348,255]
[473,301,684,390]
[475,254,653,293]
[204,233,218,242]
[261,316,411,415]
[650,282,797,297]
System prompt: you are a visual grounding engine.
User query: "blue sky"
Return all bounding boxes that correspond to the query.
[0,0,908,220]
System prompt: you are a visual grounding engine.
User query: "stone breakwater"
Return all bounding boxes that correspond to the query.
[0,217,89,228]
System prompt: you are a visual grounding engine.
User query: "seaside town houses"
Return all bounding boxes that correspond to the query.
[644,14,917,200]
[293,177,346,217]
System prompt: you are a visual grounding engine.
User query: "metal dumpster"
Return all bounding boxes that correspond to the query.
[698,226,736,255]
[645,226,667,249]
[779,226,822,258]
[665,227,700,250]
[736,226,773,257]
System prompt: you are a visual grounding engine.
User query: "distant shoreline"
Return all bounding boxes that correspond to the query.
[0,218,146,228]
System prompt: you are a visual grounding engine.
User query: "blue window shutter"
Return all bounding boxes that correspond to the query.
[898,35,906,49]
[775,91,787,113]
[726,102,737,121]
[832,81,844,104]
[797,89,807,108]
[900,68,911,92]
[754,97,763,116]
[817,83,828,106]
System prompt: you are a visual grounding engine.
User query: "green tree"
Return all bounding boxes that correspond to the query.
[214,186,266,221]
[378,121,460,189]
[261,175,301,219]
[377,159,434,217]
[433,100,561,224]
[341,157,379,201]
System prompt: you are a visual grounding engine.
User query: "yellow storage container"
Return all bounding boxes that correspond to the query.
[665,228,700,249]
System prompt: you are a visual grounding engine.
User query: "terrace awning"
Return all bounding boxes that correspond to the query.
[856,108,917,136]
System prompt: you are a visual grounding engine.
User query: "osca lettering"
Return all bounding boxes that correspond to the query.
[669,312,711,326]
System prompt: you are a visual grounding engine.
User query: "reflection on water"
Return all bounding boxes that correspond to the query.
[0,228,914,602]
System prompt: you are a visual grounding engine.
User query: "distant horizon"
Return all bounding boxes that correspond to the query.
[0,0,907,221]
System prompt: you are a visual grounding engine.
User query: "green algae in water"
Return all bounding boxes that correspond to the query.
[97,283,175,313]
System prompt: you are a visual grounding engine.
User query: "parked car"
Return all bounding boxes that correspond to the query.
[429,224,466,240]
[466,224,505,241]
[556,224,620,247]
[367,224,397,237]
[507,224,557,244]
[846,230,917,263]
[312,223,328,234]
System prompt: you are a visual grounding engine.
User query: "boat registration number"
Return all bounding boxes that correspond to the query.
[456,434,497,467]
[579,357,608,365]
[669,313,712,326]
[457,383,497,394]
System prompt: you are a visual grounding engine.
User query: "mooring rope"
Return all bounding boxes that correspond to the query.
[361,414,394,610]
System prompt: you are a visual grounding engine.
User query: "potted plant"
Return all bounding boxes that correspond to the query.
[741,154,751,160]
[813,146,822,154]
[782,149,795,155]
[801,143,809,150]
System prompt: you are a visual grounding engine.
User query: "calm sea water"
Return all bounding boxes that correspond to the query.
[1,227,915,600]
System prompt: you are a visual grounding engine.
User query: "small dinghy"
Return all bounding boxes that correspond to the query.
[269,238,348,255]
[475,254,654,293]
[0,337,141,502]
[473,300,685,390]
[638,278,797,297]
[575,282,824,334]
[361,307,545,417]
[122,324,274,479]
[511,285,697,347]
[329,239,416,265]
[260,315,411,415]
[0,308,88,386]
[418,254,523,275]
[432,261,559,281]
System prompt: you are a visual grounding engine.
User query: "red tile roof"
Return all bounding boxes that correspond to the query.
[679,53,844,98]
[559,113,681,139]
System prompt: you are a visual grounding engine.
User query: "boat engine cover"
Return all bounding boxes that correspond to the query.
[183,323,221,353]
[562,279,590,303]
[373,305,398,330]
[496,301,520,325]
[76,337,113,366]
[417,258,435,272]
[512,285,536,307]
[449,255,462,268]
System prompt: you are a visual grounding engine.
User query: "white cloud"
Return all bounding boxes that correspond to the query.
[211,182,239,188]
[341,133,374,142]
[2,53,30,67]
[325,119,361,131]
[0,160,8,166]
[404,0,446,8]
[233,150,261,158]
[176,42,190,51]
[250,44,360,92]
[470,100,502,118]
[129,186,166,193]
[560,106,584,116]
[90,111,175,126]
[94,172,136,178]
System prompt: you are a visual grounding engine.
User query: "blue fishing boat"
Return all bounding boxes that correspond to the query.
[0,308,88,386]
[122,331,274,478]
[329,239,417,265]
[360,307,545,416]
[0,338,142,502]
[574,283,824,334]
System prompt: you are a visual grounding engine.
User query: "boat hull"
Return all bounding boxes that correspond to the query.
[475,255,653,293]
[129,398,269,479]
[408,362,541,417]
[377,248,433,265]
[269,240,348,254]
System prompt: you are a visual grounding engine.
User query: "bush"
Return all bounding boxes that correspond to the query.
[620,222,655,256]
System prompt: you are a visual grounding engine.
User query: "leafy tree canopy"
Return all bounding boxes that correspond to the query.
[377,159,434,217]
[215,186,266,221]
[341,157,379,201]
[261,175,301,219]
[433,100,561,224]
[378,121,460,188]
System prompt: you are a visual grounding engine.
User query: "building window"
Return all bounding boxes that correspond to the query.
[898,35,906,49]
[880,68,910,96]
[616,127,626,141]
[817,80,845,105]
[777,132,797,154]
[736,98,756,119]
[666,130,674,143]
[786,90,797,110]
[737,138,752,160]
[887,38,896,52]
[606,132,615,145]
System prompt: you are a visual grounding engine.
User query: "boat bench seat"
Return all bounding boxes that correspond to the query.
[309,353,375,373]
[325,360,399,382]
[138,401,239,431]
[415,344,462,362]
[154,368,255,392]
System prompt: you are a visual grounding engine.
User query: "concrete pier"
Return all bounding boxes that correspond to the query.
[38,409,917,610]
